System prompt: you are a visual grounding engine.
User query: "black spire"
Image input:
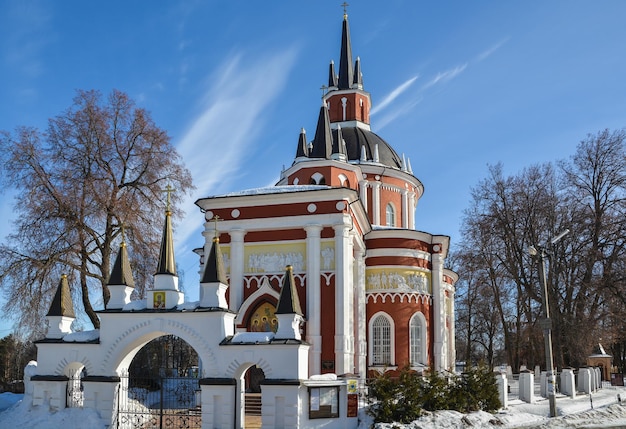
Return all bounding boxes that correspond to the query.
[309,102,333,159]
[332,124,347,160]
[328,60,338,88]
[108,242,135,288]
[353,56,363,89]
[275,266,303,316]
[155,209,177,275]
[338,13,354,90]
[295,128,308,158]
[46,275,75,318]
[201,237,228,284]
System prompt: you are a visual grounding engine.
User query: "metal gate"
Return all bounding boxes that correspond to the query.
[114,372,201,429]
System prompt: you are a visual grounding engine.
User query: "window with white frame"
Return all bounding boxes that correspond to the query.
[371,313,392,365]
[409,312,426,366]
[385,203,396,227]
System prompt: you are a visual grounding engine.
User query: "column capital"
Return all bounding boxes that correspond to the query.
[229,229,246,241]
[304,224,323,236]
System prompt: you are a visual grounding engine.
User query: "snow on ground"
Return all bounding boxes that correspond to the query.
[3,381,626,428]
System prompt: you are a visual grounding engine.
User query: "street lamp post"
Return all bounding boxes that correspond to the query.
[528,229,569,418]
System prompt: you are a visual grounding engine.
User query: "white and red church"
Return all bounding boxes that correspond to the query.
[28,11,457,429]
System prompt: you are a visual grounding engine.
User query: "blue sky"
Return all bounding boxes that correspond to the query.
[1,1,625,336]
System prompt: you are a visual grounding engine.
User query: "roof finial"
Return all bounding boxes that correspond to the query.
[320,84,328,97]
[341,1,349,18]
[211,215,222,240]
[120,223,126,247]
[162,184,175,213]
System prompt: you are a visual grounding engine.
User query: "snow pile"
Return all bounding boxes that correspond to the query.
[177,301,200,311]
[0,398,105,429]
[63,329,99,342]
[310,373,338,381]
[123,300,147,311]
[229,332,274,343]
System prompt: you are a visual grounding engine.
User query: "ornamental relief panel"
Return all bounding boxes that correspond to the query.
[218,242,337,274]
[366,268,431,294]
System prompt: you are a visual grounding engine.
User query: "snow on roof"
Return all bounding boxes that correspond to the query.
[123,300,147,311]
[177,301,200,311]
[230,332,275,343]
[63,329,100,343]
[217,185,330,198]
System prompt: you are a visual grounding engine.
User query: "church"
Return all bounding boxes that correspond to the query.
[29,11,457,429]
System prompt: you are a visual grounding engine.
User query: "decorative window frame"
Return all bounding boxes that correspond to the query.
[368,311,395,367]
[385,203,396,227]
[409,312,427,367]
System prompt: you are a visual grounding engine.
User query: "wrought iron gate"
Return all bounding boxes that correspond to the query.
[114,372,201,429]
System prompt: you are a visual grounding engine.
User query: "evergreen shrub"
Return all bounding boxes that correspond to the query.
[367,364,501,423]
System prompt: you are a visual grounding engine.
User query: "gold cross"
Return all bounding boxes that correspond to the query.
[211,215,222,239]
[341,2,349,17]
[162,184,176,212]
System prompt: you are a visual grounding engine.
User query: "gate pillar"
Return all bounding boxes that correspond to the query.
[82,376,121,427]
[30,375,68,410]
[199,378,236,429]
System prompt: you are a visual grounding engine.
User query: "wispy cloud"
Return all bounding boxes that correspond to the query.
[375,97,423,131]
[3,2,53,80]
[174,46,299,247]
[475,38,509,63]
[421,64,468,90]
[371,75,419,116]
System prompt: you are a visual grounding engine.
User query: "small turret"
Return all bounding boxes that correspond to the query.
[309,102,333,159]
[149,187,184,309]
[199,236,229,309]
[328,60,338,89]
[106,240,135,309]
[294,128,309,160]
[45,275,75,339]
[274,265,305,340]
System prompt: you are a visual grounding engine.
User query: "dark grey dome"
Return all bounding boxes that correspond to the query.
[333,126,403,169]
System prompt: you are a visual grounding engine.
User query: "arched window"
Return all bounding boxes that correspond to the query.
[370,313,394,366]
[409,312,427,366]
[338,173,350,188]
[386,203,396,227]
[310,172,326,185]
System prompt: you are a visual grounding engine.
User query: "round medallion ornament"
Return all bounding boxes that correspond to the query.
[307,203,317,213]
[231,209,240,218]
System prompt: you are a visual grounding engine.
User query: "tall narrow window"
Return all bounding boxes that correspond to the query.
[372,314,392,365]
[409,313,426,366]
[386,203,396,227]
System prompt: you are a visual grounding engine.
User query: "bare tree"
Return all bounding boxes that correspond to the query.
[455,129,626,371]
[0,89,193,333]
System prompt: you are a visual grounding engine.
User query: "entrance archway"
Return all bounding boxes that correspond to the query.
[244,366,265,428]
[116,334,202,429]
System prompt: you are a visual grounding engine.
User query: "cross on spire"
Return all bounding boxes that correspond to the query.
[320,84,328,97]
[162,184,175,212]
[211,215,222,239]
[341,1,349,18]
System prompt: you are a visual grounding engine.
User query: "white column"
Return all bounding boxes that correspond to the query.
[371,181,381,225]
[431,252,444,372]
[334,223,354,375]
[408,192,416,229]
[354,249,367,379]
[401,189,409,229]
[305,225,323,376]
[229,229,246,311]
[448,288,456,371]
